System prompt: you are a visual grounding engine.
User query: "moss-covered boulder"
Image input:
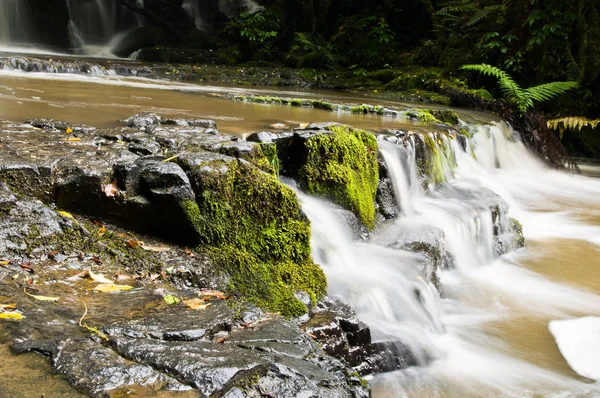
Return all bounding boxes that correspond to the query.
[179,151,326,317]
[275,125,379,230]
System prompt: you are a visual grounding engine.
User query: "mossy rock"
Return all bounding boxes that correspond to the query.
[296,125,379,230]
[179,152,326,317]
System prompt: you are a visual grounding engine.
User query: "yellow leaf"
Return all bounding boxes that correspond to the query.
[183,298,211,311]
[0,304,16,310]
[140,244,170,253]
[66,127,73,134]
[57,211,74,219]
[88,271,113,284]
[24,288,60,302]
[0,312,24,320]
[66,137,81,142]
[93,283,134,292]
[0,260,9,266]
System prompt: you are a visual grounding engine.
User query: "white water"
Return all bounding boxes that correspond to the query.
[299,122,600,397]
[0,0,33,47]
[67,0,143,57]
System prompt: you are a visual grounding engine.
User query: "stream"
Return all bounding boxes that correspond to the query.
[0,53,599,397]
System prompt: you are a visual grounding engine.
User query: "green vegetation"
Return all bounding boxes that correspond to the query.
[298,125,379,229]
[180,159,326,317]
[461,64,578,113]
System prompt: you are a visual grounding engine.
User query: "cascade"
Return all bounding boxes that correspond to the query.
[66,0,143,57]
[0,0,34,47]
[298,121,600,396]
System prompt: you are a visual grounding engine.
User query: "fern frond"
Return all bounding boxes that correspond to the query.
[565,48,582,82]
[465,5,504,27]
[548,117,600,131]
[461,63,525,104]
[525,81,578,103]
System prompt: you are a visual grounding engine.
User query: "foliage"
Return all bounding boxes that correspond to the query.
[548,116,600,131]
[288,32,339,69]
[224,9,280,61]
[461,64,578,112]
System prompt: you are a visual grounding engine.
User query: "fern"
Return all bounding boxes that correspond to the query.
[461,63,578,113]
[547,117,600,131]
[465,5,505,28]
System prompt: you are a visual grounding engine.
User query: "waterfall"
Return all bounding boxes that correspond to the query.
[295,121,600,396]
[0,0,34,47]
[66,0,144,57]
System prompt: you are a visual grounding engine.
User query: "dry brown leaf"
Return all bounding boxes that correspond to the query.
[93,283,134,292]
[115,274,131,282]
[183,298,212,311]
[19,263,34,273]
[197,290,230,300]
[0,312,24,320]
[104,183,118,197]
[126,240,138,249]
[48,250,59,258]
[88,271,113,284]
[215,336,227,344]
[140,244,170,253]
[184,248,196,257]
[89,257,103,265]
[0,304,16,310]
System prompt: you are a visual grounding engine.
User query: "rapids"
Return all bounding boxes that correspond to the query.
[0,58,599,397]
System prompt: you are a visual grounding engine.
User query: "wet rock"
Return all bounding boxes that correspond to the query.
[303,297,418,376]
[376,152,399,220]
[125,113,163,128]
[0,182,16,211]
[163,118,217,128]
[246,131,292,143]
[25,118,97,135]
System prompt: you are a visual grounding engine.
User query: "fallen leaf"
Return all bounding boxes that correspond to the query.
[104,183,118,197]
[18,263,34,273]
[93,283,134,292]
[115,274,131,282]
[89,257,103,265]
[126,240,138,249]
[48,251,59,258]
[183,298,211,310]
[66,137,81,142]
[197,290,230,300]
[0,312,24,320]
[117,233,126,238]
[0,260,10,267]
[0,304,16,310]
[163,295,180,305]
[66,127,73,134]
[88,271,113,284]
[215,336,227,343]
[57,210,74,219]
[97,227,106,236]
[141,244,170,253]
[184,248,196,257]
[24,288,60,302]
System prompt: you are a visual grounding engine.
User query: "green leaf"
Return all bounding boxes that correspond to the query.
[163,295,180,305]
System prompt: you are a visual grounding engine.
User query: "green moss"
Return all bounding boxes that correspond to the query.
[310,100,334,111]
[421,133,456,186]
[509,217,525,248]
[350,104,370,114]
[407,109,441,124]
[432,110,459,125]
[290,99,304,107]
[298,125,379,229]
[181,159,326,317]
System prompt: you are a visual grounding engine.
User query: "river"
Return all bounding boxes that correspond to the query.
[0,53,599,398]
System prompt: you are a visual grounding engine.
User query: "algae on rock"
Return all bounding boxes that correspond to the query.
[179,154,326,317]
[297,125,379,229]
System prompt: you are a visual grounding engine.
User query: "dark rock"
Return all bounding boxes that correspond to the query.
[163,118,217,128]
[303,297,418,376]
[25,118,96,135]
[0,182,16,211]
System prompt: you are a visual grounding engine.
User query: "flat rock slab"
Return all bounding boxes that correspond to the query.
[549,317,600,381]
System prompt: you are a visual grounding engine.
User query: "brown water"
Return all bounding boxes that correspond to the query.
[0,71,442,137]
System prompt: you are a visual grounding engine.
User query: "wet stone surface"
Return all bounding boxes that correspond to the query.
[0,115,371,397]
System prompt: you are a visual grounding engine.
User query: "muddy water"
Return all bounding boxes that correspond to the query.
[0,70,436,137]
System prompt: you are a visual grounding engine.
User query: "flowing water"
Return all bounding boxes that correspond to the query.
[0,58,599,397]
